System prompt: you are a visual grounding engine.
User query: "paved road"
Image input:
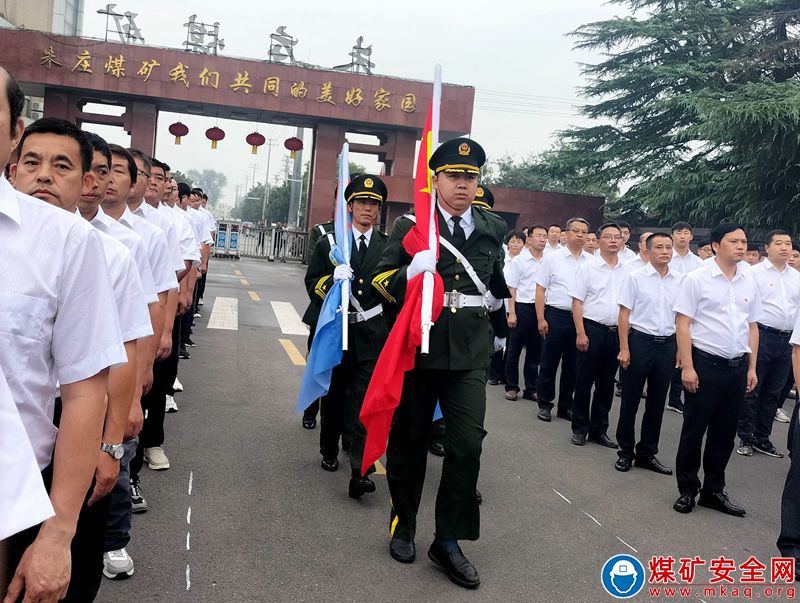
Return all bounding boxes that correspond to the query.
[98,258,795,603]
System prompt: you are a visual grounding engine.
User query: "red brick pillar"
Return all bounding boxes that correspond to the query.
[306,123,345,230]
[128,102,157,156]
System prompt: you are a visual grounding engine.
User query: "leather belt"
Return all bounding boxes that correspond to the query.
[692,347,747,368]
[584,318,618,333]
[545,305,572,316]
[443,291,485,310]
[757,323,793,338]
[348,304,383,324]
[630,328,675,344]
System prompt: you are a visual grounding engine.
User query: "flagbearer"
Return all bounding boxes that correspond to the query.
[304,174,390,498]
[372,138,505,589]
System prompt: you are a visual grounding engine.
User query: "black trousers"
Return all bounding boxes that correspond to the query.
[668,368,683,406]
[303,326,320,421]
[738,327,792,445]
[196,270,207,304]
[180,301,194,346]
[777,401,800,559]
[488,350,505,383]
[572,320,619,436]
[675,348,747,495]
[616,330,675,460]
[504,303,541,394]
[387,368,486,542]
[536,306,577,414]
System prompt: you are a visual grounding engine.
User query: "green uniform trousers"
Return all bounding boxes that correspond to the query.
[387,367,487,542]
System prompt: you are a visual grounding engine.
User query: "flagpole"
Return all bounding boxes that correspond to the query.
[421,65,441,355]
[340,142,351,351]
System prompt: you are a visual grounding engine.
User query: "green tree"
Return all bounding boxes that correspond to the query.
[231,163,310,226]
[548,0,800,228]
[171,170,193,187]
[186,168,227,208]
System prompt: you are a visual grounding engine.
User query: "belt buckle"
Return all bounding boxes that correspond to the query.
[728,357,740,367]
[608,325,618,333]
[446,290,461,309]
[653,336,665,344]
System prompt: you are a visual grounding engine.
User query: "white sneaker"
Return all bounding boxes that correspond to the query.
[103,548,134,579]
[776,408,791,423]
[198,299,204,306]
[144,446,170,470]
[130,480,148,513]
[173,377,184,392]
[165,395,179,413]
[193,312,201,318]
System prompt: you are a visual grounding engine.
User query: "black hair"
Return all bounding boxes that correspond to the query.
[83,131,112,169]
[529,223,548,234]
[202,193,208,200]
[645,232,672,250]
[548,223,562,231]
[160,161,171,173]
[696,239,711,248]
[505,230,526,245]
[765,229,792,246]
[746,243,760,252]
[150,158,167,175]
[617,220,631,231]
[127,148,152,174]
[190,187,203,197]
[565,217,590,231]
[671,221,692,233]
[709,223,745,245]
[177,182,191,200]
[4,69,24,137]
[596,221,621,237]
[793,241,800,253]
[108,143,137,184]
[19,117,92,173]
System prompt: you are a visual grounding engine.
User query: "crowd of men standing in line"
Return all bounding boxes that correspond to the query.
[0,66,217,602]
[299,145,800,587]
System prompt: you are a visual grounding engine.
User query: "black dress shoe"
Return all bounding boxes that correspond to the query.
[389,536,416,563]
[522,391,539,402]
[302,416,317,429]
[428,542,480,589]
[588,433,619,449]
[571,433,586,446]
[178,349,191,359]
[185,337,197,347]
[556,408,573,421]
[615,457,633,472]
[428,441,446,457]
[537,407,552,422]
[475,489,482,505]
[320,457,339,472]
[487,379,501,386]
[635,456,673,475]
[348,475,376,498]
[697,491,746,517]
[673,493,696,513]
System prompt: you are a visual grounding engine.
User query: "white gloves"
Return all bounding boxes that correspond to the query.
[485,292,503,312]
[407,250,436,280]
[494,337,506,352]
[333,264,354,281]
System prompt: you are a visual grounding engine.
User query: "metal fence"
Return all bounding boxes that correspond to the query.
[238,226,308,262]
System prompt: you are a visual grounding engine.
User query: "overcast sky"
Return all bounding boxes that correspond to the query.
[80,0,625,210]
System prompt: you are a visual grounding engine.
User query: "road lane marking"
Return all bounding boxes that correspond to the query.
[234,269,242,276]
[616,536,637,553]
[581,509,602,526]
[207,297,238,330]
[186,565,191,591]
[248,290,261,301]
[552,488,571,504]
[188,470,193,495]
[271,301,310,335]
[240,278,250,286]
[374,460,386,475]
[187,507,191,524]
[186,471,193,591]
[279,339,306,366]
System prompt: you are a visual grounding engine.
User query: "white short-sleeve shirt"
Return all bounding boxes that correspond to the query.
[670,249,704,274]
[186,206,214,245]
[619,264,684,336]
[0,178,126,469]
[789,309,800,346]
[747,260,800,332]
[119,206,179,293]
[571,255,630,326]
[673,260,762,359]
[160,203,200,263]
[131,200,185,272]
[505,247,543,304]
[534,246,594,311]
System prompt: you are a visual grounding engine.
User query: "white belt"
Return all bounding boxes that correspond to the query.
[443,291,485,309]
[348,304,383,324]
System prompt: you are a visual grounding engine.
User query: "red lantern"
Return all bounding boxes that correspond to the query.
[206,126,225,150]
[284,136,303,159]
[246,132,266,155]
[168,122,189,145]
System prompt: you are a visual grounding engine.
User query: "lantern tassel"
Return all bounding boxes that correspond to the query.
[290,150,296,159]
[174,136,182,145]
[251,145,258,154]
[211,140,218,150]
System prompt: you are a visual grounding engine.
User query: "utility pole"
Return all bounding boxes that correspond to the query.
[287,128,304,228]
[234,184,240,207]
[260,139,276,222]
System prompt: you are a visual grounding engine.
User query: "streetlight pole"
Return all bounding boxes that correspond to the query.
[260,139,276,222]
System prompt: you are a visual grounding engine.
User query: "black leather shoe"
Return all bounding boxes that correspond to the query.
[302,416,316,429]
[320,457,339,472]
[588,433,619,449]
[673,493,696,513]
[428,440,446,457]
[571,433,586,446]
[556,408,573,421]
[487,379,502,386]
[428,542,480,589]
[635,456,673,475]
[475,489,482,505]
[522,391,539,402]
[615,457,633,472]
[537,407,552,422]
[185,337,197,347]
[178,349,191,359]
[390,536,416,563]
[348,475,376,498]
[698,491,746,517]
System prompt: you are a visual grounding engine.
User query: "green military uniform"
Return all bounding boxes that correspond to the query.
[372,140,506,543]
[304,175,390,494]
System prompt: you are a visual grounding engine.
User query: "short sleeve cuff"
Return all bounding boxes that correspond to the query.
[57,342,128,384]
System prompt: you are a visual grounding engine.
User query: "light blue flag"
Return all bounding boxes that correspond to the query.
[433,402,443,421]
[295,143,351,413]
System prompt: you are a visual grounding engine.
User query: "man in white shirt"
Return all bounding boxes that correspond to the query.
[616,221,638,263]
[736,230,800,459]
[624,232,652,271]
[583,231,598,255]
[777,312,800,582]
[543,223,562,256]
[696,239,713,260]
[672,223,761,517]
[503,224,546,401]
[0,74,125,602]
[534,218,593,422]
[570,222,629,447]
[615,233,682,475]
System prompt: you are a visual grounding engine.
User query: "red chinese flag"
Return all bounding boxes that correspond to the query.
[359,102,444,474]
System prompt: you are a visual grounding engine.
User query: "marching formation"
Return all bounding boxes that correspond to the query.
[0,68,216,602]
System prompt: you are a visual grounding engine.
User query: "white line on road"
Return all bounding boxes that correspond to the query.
[188,470,194,495]
[207,297,239,330]
[187,507,191,524]
[186,532,191,550]
[186,565,191,591]
[616,536,637,553]
[552,488,571,504]
[271,301,310,335]
[581,510,602,526]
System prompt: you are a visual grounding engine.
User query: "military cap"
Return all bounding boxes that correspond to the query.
[345,174,387,204]
[472,184,494,210]
[428,137,485,175]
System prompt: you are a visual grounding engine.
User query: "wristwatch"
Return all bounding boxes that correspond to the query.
[101,443,124,460]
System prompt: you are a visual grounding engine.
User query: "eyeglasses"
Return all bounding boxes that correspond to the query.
[569,228,589,235]
[137,169,150,179]
[600,235,623,241]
